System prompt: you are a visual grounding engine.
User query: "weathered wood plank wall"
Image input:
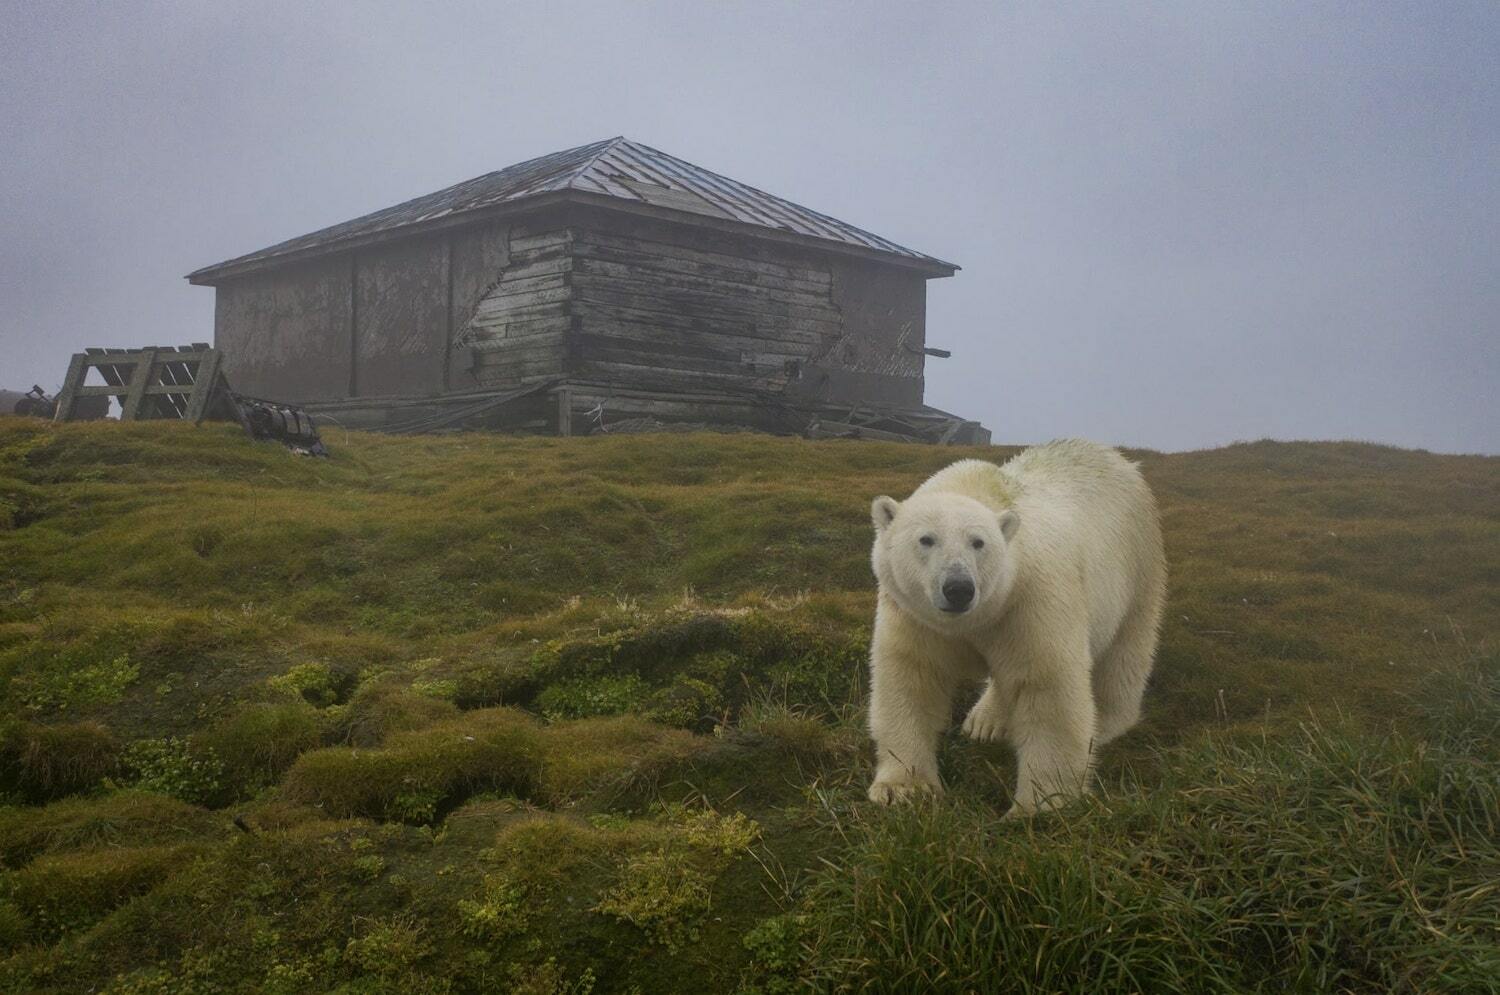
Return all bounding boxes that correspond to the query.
[214,222,515,403]
[214,207,932,411]
[461,227,572,385]
[568,222,843,394]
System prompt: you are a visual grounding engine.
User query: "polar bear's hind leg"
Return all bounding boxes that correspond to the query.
[1092,601,1161,747]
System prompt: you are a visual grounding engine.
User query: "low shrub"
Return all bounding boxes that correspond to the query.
[535,673,648,721]
[594,846,711,952]
[341,914,433,977]
[266,662,345,708]
[503,957,597,995]
[667,803,760,855]
[409,678,457,701]
[739,913,810,995]
[523,612,866,718]
[594,804,762,953]
[641,676,723,730]
[447,651,539,709]
[488,813,606,891]
[0,900,25,953]
[457,875,530,941]
[122,738,224,806]
[13,652,139,713]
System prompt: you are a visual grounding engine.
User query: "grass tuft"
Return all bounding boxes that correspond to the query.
[281,707,542,822]
[0,790,221,868]
[800,717,1500,993]
[0,719,119,802]
[1,843,200,944]
[195,701,325,795]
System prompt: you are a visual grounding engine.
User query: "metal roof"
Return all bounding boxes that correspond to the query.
[188,138,957,281]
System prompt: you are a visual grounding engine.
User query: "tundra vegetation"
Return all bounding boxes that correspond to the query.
[0,419,1495,994]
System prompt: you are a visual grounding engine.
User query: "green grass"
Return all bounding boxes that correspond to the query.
[0,418,1496,992]
[800,714,1499,993]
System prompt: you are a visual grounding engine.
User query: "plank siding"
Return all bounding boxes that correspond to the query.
[457,227,572,386]
[570,359,791,394]
[571,301,830,343]
[576,314,819,357]
[213,254,352,402]
[576,229,832,284]
[569,221,842,393]
[211,203,936,414]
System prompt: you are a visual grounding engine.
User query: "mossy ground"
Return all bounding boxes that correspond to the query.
[0,418,1496,992]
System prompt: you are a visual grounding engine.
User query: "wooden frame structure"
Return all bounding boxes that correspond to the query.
[53,344,225,423]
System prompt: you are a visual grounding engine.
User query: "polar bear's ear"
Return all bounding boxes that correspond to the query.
[871,496,900,532]
[998,509,1020,541]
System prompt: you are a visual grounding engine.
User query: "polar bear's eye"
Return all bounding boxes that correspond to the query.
[918,535,936,548]
[971,538,985,550]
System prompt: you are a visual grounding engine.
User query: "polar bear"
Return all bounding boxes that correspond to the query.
[866,439,1166,816]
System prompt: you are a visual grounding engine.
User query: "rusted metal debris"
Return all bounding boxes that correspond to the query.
[13,386,56,419]
[229,394,328,456]
[53,345,328,456]
[3,384,108,420]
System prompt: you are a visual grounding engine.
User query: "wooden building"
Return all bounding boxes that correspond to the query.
[187,138,986,441]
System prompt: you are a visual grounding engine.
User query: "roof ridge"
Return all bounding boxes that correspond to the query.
[557,135,631,193]
[187,138,957,282]
[590,139,921,254]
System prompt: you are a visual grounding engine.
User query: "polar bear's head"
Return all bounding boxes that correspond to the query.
[869,491,1020,628]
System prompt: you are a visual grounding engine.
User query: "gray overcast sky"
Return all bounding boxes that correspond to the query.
[3,1,1496,453]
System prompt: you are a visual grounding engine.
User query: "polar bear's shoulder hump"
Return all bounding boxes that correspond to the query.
[913,458,1019,510]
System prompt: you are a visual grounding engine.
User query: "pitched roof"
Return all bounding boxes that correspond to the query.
[188,138,957,282]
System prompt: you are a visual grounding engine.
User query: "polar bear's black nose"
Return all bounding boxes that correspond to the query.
[942,578,975,611]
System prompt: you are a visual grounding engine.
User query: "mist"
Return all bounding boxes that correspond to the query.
[3,0,1496,453]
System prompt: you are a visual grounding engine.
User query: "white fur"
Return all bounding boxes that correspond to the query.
[866,439,1166,816]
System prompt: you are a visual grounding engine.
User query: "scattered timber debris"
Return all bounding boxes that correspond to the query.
[42,345,984,448]
[527,385,987,444]
[382,378,565,435]
[52,344,329,456]
[805,405,986,445]
[593,416,759,436]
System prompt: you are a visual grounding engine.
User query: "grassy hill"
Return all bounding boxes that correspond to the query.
[0,418,1495,994]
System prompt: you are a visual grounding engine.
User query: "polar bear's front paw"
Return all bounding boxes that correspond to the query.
[867,773,942,805]
[961,698,1007,743]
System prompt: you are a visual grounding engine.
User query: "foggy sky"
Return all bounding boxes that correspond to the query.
[3,1,1496,454]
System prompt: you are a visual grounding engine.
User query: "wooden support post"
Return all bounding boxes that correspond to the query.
[52,353,88,422]
[555,386,572,437]
[184,350,222,424]
[119,349,158,421]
